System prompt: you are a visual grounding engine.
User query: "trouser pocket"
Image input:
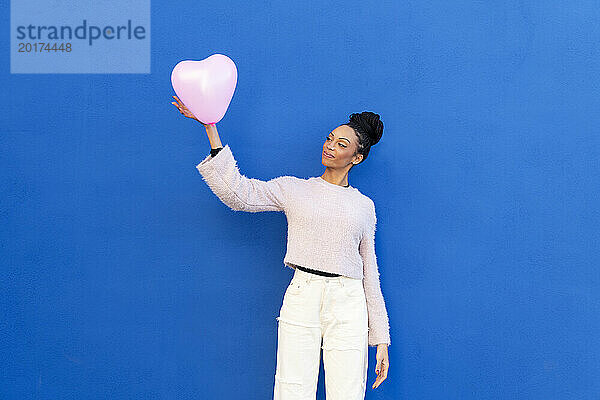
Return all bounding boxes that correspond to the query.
[285,276,309,296]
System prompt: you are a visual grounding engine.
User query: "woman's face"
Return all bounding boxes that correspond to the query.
[322,125,363,167]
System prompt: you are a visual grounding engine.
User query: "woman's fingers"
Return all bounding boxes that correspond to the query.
[171,96,200,121]
[372,361,389,389]
[171,99,187,114]
[171,101,183,114]
[372,373,383,389]
[175,96,186,109]
[373,360,382,389]
[172,96,190,114]
[372,371,386,389]
[172,96,184,109]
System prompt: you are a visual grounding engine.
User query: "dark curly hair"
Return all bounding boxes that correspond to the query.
[343,111,384,165]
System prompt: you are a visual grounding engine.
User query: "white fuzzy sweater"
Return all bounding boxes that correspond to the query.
[196,144,391,347]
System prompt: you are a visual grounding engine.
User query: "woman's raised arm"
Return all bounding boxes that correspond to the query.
[172,95,291,213]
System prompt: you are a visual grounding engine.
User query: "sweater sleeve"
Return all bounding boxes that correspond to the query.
[359,199,391,347]
[196,144,289,213]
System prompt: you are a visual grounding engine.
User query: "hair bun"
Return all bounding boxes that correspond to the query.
[348,111,383,146]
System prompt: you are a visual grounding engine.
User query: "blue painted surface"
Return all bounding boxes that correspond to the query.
[1,1,599,398]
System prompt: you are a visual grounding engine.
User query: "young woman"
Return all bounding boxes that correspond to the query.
[172,96,391,399]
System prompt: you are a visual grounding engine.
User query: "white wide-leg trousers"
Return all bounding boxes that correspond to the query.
[273,267,369,400]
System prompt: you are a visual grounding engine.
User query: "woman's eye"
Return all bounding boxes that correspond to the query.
[339,144,346,148]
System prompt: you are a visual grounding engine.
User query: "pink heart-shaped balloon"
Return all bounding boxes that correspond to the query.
[171,54,238,124]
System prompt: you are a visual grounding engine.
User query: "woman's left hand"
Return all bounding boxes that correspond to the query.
[372,343,389,389]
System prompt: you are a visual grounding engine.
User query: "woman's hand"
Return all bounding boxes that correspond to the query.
[172,95,206,126]
[372,343,389,389]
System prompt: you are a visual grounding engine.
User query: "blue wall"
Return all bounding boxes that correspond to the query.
[2,1,599,399]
